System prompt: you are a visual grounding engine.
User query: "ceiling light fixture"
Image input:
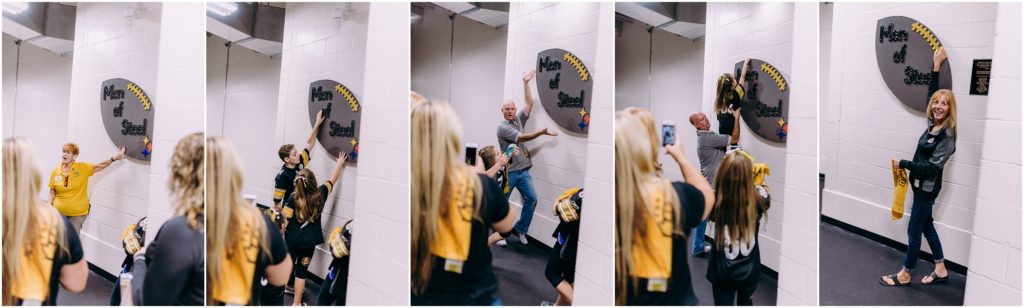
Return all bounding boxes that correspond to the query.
[207,2,238,17]
[2,2,29,15]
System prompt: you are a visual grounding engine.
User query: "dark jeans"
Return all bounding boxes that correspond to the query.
[712,283,757,306]
[903,194,945,271]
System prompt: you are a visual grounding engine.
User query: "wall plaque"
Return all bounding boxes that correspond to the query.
[308,79,361,163]
[535,48,592,134]
[970,59,991,96]
[875,16,952,112]
[100,78,154,161]
[733,59,789,143]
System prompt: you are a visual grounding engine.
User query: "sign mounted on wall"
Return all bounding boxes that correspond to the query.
[308,79,361,163]
[535,48,592,134]
[970,59,991,96]
[875,16,952,112]
[100,78,154,161]
[733,59,789,143]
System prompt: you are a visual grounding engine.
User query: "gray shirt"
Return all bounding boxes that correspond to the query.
[497,110,532,172]
[696,130,729,184]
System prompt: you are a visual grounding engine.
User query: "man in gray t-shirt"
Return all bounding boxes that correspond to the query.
[688,109,740,256]
[495,69,558,246]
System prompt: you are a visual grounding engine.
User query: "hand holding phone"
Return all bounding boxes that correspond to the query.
[661,121,676,147]
[465,143,478,166]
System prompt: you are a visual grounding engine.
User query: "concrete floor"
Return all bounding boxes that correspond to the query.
[819,221,966,305]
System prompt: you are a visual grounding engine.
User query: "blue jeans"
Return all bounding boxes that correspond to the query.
[508,168,538,235]
[903,194,944,271]
[692,220,708,255]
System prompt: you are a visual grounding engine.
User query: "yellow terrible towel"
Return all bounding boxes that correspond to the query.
[891,159,909,220]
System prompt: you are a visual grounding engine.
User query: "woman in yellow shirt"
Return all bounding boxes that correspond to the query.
[48,143,126,234]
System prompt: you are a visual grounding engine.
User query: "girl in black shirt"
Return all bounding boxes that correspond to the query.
[882,47,957,287]
[207,136,292,305]
[283,152,347,305]
[411,100,516,305]
[615,110,715,305]
[706,152,771,305]
[715,58,750,140]
[3,137,88,306]
[129,132,206,305]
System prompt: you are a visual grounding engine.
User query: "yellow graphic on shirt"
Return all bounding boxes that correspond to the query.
[631,187,673,280]
[48,162,95,217]
[212,217,260,305]
[11,214,59,302]
[891,159,909,221]
[431,172,474,273]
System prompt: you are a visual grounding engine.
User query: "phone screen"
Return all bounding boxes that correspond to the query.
[661,123,675,146]
[465,143,478,165]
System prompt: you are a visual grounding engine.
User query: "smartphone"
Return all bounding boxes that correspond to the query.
[661,121,676,146]
[465,143,478,165]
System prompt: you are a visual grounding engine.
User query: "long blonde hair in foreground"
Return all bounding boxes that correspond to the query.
[3,138,68,305]
[615,112,682,305]
[410,100,482,295]
[170,132,204,230]
[711,151,760,250]
[205,136,269,304]
[623,107,663,175]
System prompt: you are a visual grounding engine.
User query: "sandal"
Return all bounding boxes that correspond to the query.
[921,272,948,285]
[879,274,910,287]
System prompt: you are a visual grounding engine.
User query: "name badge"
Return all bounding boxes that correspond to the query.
[444,259,464,274]
[927,137,935,144]
[646,278,668,293]
[55,175,63,183]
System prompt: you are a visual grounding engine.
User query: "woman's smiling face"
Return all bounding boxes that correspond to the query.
[931,95,949,123]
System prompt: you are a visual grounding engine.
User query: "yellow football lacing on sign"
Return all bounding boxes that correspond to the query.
[760,63,787,92]
[562,52,590,82]
[911,22,941,52]
[334,84,360,112]
[126,83,152,111]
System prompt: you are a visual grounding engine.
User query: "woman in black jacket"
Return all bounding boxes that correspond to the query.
[881,47,956,287]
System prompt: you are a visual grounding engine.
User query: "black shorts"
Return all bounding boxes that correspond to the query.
[289,247,316,279]
[545,241,576,287]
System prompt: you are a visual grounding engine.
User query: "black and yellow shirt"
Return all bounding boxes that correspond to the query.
[283,181,333,249]
[412,174,509,306]
[274,148,311,204]
[211,215,287,305]
[12,215,83,306]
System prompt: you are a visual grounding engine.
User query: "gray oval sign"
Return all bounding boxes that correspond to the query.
[100,78,154,161]
[875,16,952,112]
[535,48,592,134]
[307,80,361,163]
[733,59,789,143]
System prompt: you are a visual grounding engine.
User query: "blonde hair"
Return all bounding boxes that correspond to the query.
[61,143,80,156]
[614,112,681,305]
[710,152,762,250]
[205,136,269,304]
[623,107,662,174]
[410,100,482,295]
[927,89,958,136]
[3,138,68,305]
[169,132,204,230]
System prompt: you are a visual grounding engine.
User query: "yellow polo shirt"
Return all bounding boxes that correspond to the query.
[49,162,95,217]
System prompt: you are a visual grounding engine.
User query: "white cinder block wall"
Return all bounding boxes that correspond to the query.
[701,2,798,272]
[205,34,283,205]
[64,2,163,275]
[821,3,1001,268]
[573,3,615,305]
[144,3,205,243]
[1,34,73,185]
[614,16,706,185]
[776,3,819,305]
[346,3,410,305]
[272,2,368,284]
[501,2,604,247]
[409,5,509,154]
[964,2,1022,305]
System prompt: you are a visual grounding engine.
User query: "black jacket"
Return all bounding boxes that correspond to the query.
[899,71,956,198]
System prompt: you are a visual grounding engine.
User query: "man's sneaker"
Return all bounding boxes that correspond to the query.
[496,239,508,247]
[518,233,529,245]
